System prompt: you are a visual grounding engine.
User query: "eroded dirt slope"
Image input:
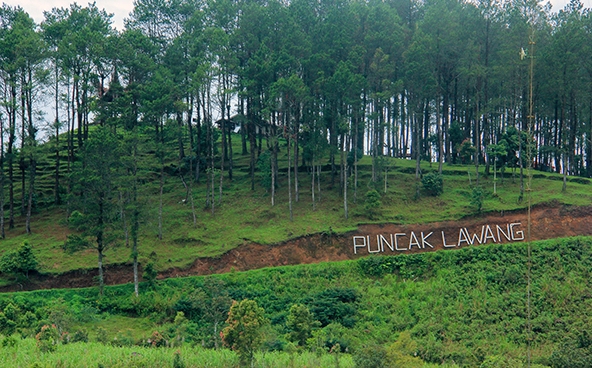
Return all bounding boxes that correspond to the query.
[3,204,591,292]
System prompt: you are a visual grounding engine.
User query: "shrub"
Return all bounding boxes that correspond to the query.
[0,312,16,336]
[286,303,320,347]
[173,350,186,368]
[36,324,59,353]
[149,330,166,347]
[143,263,157,284]
[71,329,89,343]
[353,344,387,368]
[308,288,358,327]
[0,241,39,279]
[222,299,268,367]
[364,190,382,218]
[421,172,443,196]
[549,330,592,368]
[62,234,91,254]
[96,327,109,344]
[1,335,18,347]
[471,186,485,212]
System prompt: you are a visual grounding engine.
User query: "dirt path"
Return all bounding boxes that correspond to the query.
[3,203,591,292]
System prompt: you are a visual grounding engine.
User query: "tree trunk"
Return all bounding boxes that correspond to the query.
[288,133,293,221]
[0,113,4,239]
[54,62,61,205]
[8,83,16,230]
[158,163,164,241]
[98,198,105,296]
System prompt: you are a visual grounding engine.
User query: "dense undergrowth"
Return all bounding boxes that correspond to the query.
[0,236,590,367]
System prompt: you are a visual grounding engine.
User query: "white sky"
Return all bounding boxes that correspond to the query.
[5,0,592,31]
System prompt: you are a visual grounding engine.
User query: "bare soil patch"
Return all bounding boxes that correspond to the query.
[3,203,591,292]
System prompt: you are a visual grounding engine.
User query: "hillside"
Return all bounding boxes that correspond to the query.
[0,128,591,288]
[0,127,591,287]
[0,131,590,366]
[0,236,590,367]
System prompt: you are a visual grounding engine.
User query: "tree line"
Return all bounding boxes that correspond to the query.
[0,0,591,290]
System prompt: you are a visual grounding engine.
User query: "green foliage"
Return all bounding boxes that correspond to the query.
[549,330,592,368]
[96,327,109,344]
[257,151,272,191]
[71,329,89,343]
[0,312,16,336]
[458,139,476,164]
[353,344,387,368]
[480,355,525,368]
[285,304,319,347]
[0,241,38,279]
[421,172,444,196]
[173,350,186,368]
[471,186,485,212]
[1,335,18,347]
[308,289,357,328]
[35,324,59,353]
[62,234,91,254]
[222,299,268,367]
[364,190,382,218]
[386,331,424,367]
[143,263,157,285]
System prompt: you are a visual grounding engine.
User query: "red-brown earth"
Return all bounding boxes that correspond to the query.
[2,203,591,292]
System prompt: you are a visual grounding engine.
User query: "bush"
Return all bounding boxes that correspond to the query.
[95,327,109,344]
[62,234,91,254]
[308,288,358,327]
[36,324,59,353]
[71,329,89,343]
[1,335,18,347]
[364,190,381,218]
[0,241,39,279]
[471,186,485,212]
[0,312,16,336]
[549,331,592,368]
[353,344,387,368]
[421,172,443,196]
[143,263,158,284]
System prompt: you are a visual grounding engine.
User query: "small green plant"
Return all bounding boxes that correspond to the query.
[421,172,443,196]
[364,190,382,219]
[0,241,39,280]
[1,335,18,347]
[96,327,109,344]
[471,186,485,212]
[71,329,89,343]
[35,324,59,353]
[62,234,91,254]
[149,330,166,347]
[143,263,157,285]
[173,350,186,368]
[257,150,273,191]
[0,312,17,336]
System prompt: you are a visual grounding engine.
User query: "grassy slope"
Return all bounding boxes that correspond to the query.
[0,129,591,280]
[0,236,589,367]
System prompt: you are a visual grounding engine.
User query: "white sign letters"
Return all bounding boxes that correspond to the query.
[353,222,525,254]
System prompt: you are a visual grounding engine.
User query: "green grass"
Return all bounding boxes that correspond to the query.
[0,338,356,367]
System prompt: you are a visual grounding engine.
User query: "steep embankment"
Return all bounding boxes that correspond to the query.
[4,203,592,292]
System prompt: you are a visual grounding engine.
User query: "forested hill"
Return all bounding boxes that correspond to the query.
[0,0,592,291]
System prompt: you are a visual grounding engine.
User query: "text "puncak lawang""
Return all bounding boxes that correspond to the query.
[353,222,524,254]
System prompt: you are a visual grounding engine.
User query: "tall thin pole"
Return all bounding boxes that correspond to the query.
[526,29,535,368]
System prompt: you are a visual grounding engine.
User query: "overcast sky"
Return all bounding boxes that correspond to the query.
[5,0,592,31]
